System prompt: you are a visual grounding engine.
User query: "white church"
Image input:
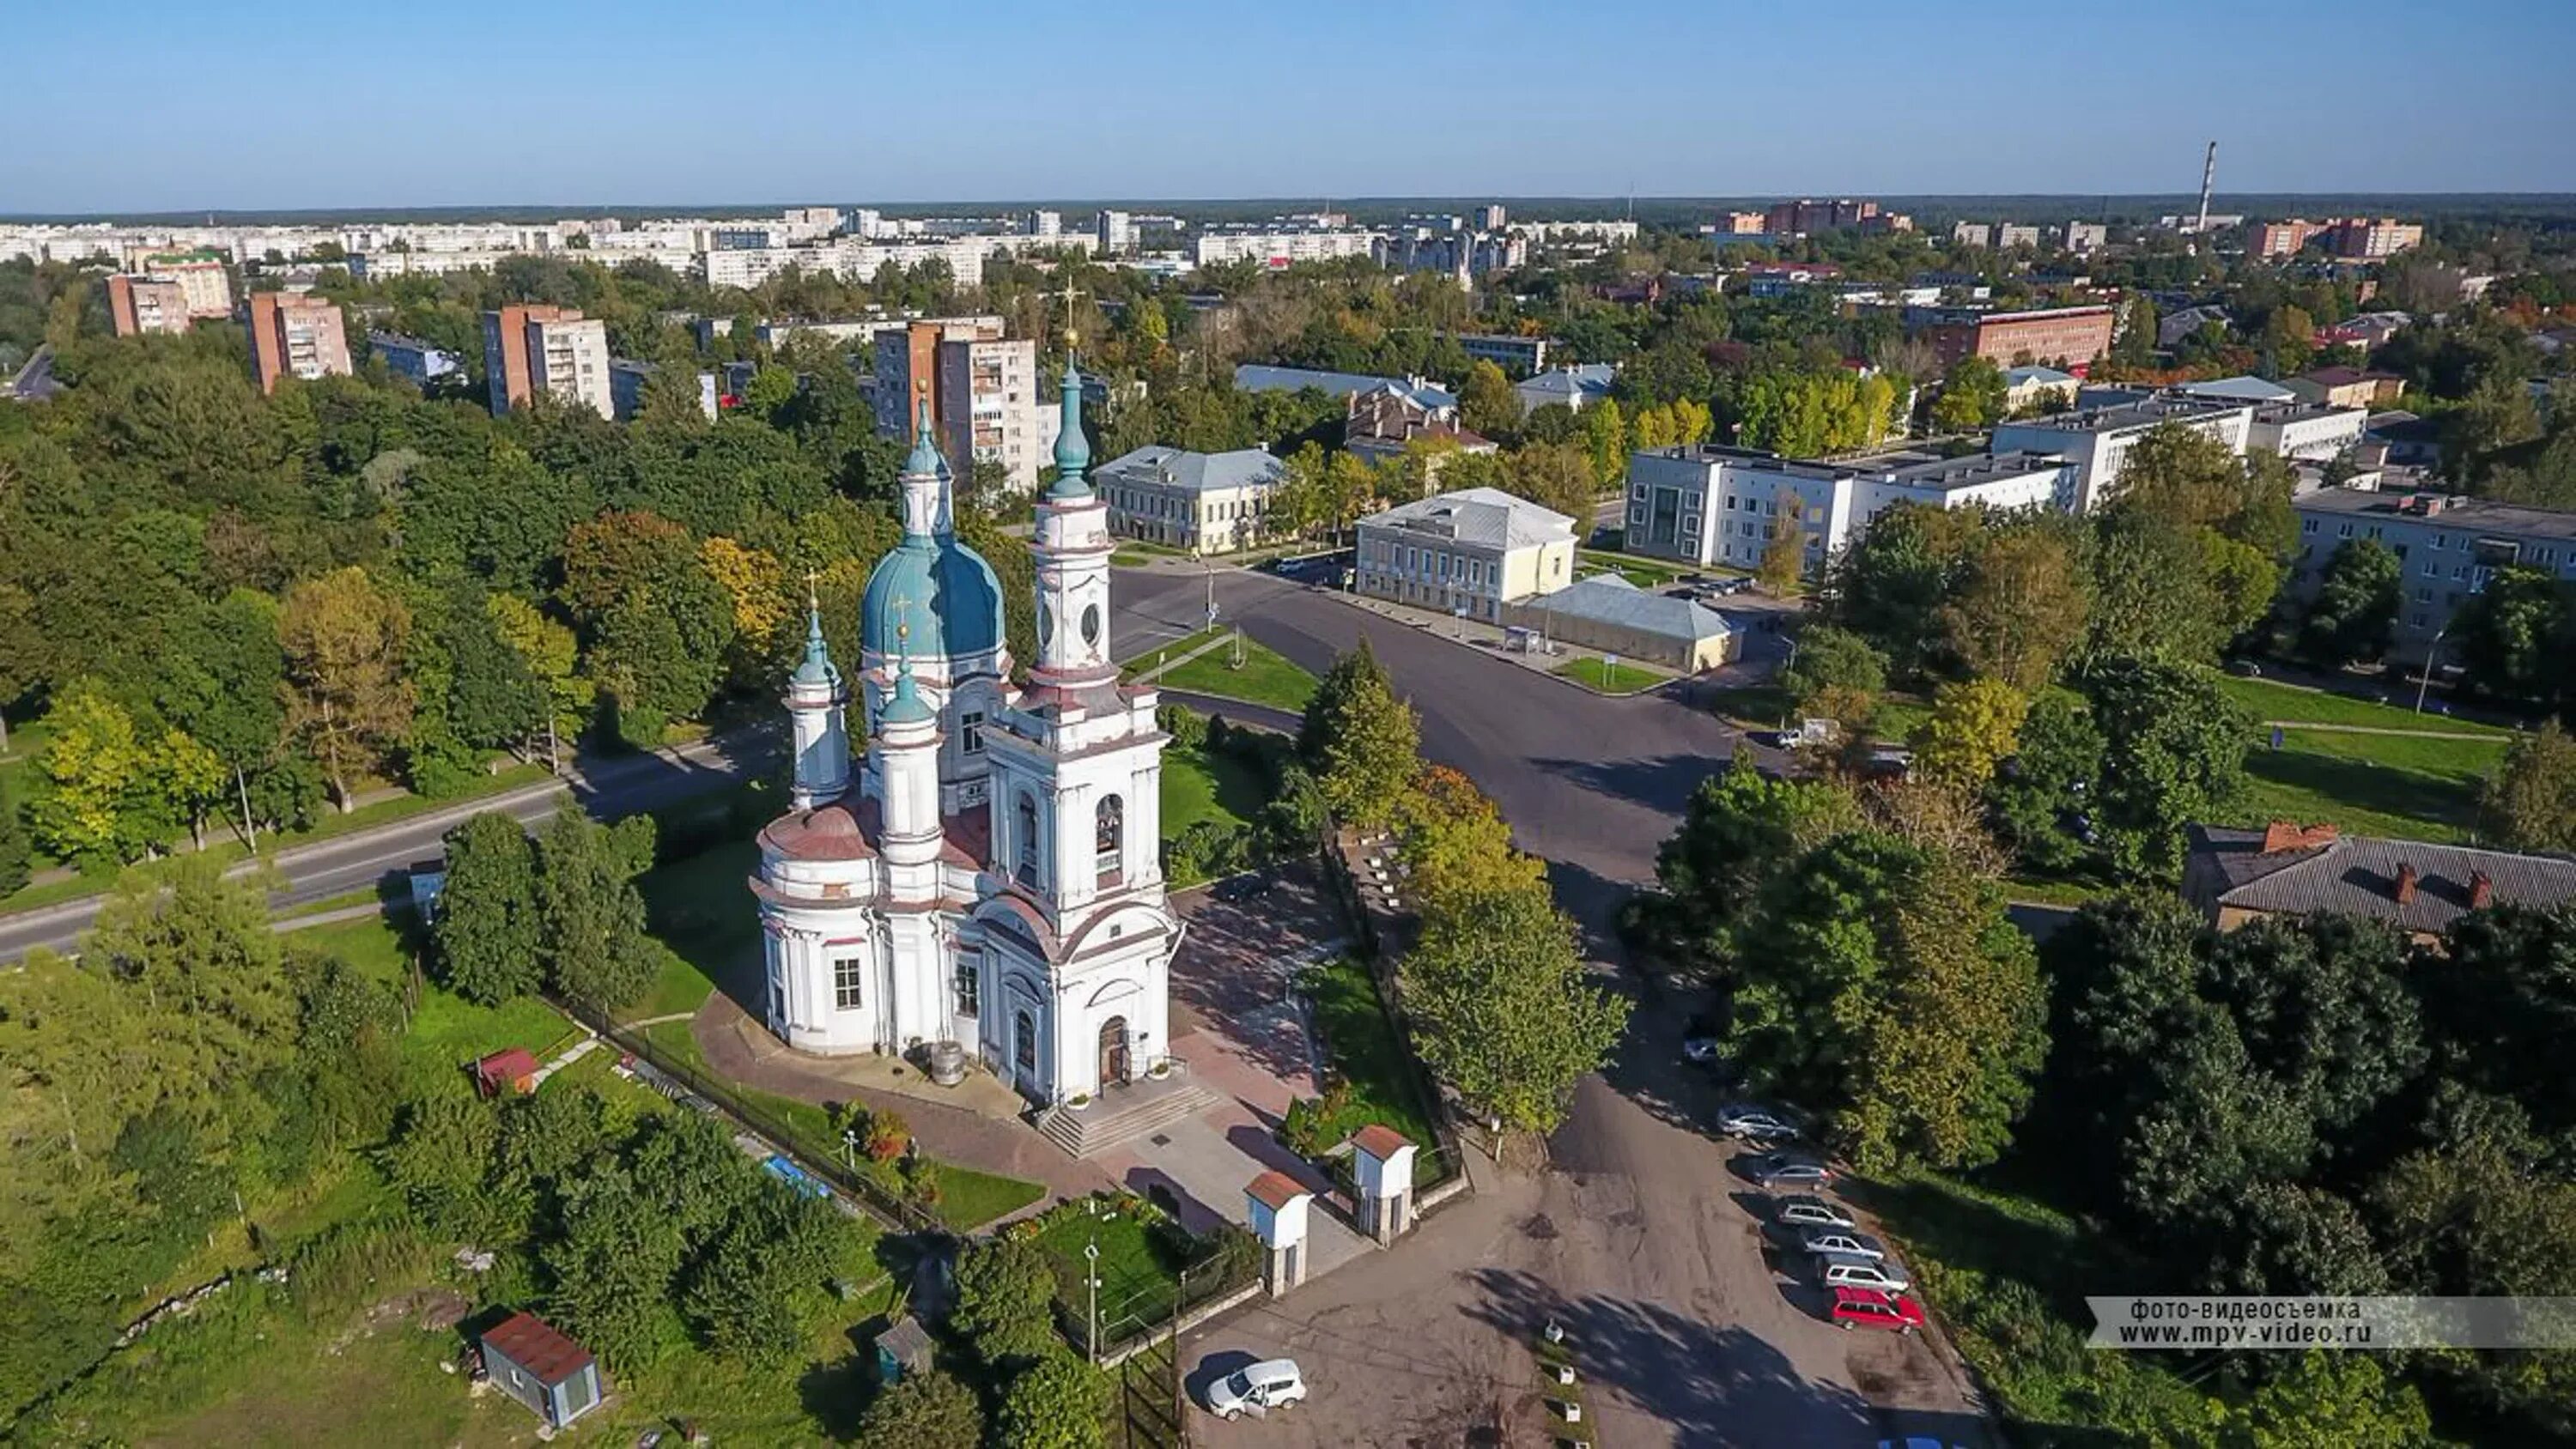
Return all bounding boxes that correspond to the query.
[748,362,1177,1108]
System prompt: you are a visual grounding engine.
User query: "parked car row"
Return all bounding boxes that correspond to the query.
[1741,1141,1935,1337]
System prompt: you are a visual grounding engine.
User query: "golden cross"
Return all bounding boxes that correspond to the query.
[888,591,914,651]
[1044,281,1086,349]
[804,567,820,612]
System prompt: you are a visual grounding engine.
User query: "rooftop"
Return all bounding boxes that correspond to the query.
[1996,395,2247,435]
[1522,573,1732,643]
[481,1313,596,1386]
[2291,486,2576,541]
[1365,486,1575,550]
[1231,363,1456,411]
[1095,444,1284,495]
[2188,823,2576,936]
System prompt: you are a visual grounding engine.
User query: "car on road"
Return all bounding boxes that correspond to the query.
[1206,1358,1308,1420]
[1716,1104,1801,1143]
[1831,1287,1925,1335]
[1800,1229,1886,1260]
[1772,1193,1856,1229]
[1820,1253,1913,1294]
[1681,1034,1725,1066]
[1746,1152,1836,1187]
[1212,874,1262,903]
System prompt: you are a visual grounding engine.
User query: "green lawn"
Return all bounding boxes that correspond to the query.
[1551,655,1668,694]
[2215,675,2517,736]
[1297,957,1444,1185]
[1157,631,1319,712]
[1030,1199,1199,1333]
[627,838,762,1022]
[2231,727,2507,843]
[1122,625,1224,681]
[1161,743,1265,840]
[1575,548,1700,588]
[1703,683,1795,727]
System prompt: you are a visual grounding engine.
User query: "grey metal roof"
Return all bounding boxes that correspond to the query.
[2292,487,2576,541]
[1522,574,1733,643]
[1516,365,1615,405]
[1366,487,1573,549]
[2188,823,2576,935]
[2003,365,2075,386]
[1996,394,2248,435]
[1095,444,1284,494]
[2181,375,2300,403]
[1231,364,1456,411]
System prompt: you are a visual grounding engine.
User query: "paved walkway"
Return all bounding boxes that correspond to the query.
[690,993,1117,1208]
[2257,720,2504,739]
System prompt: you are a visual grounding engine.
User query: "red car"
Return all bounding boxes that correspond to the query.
[1830,1287,1924,1335]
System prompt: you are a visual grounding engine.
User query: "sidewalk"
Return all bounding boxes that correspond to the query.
[690,993,1116,1211]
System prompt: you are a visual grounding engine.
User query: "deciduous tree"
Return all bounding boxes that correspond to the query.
[1459,360,1523,442]
[2081,658,2251,880]
[533,803,658,1010]
[1401,883,1630,1136]
[277,567,415,812]
[434,811,543,1004]
[856,1366,984,1448]
[1298,640,1420,829]
[2294,538,2401,669]
[1910,678,2028,792]
[2480,720,2576,854]
[950,1237,1060,1366]
[996,1354,1111,1449]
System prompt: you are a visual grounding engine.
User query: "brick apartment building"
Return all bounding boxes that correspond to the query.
[246,293,352,393]
[1914,304,2118,370]
[106,275,191,336]
[481,304,611,417]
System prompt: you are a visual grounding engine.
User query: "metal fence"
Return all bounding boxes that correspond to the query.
[550,995,945,1237]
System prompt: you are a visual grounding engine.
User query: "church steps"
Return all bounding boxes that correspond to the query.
[1037,1075,1217,1158]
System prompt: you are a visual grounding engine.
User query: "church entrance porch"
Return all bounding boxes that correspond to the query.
[1098,1015,1132,1088]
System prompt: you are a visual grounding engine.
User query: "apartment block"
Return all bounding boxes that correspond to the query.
[2327,218,2425,259]
[141,252,234,318]
[2291,488,2576,667]
[871,317,1055,494]
[106,274,191,336]
[246,293,353,393]
[607,359,718,421]
[1623,445,2070,576]
[1097,209,1136,257]
[481,305,611,416]
[1190,228,1378,268]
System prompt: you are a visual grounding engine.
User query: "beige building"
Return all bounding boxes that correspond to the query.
[1503,573,1735,671]
[482,305,611,416]
[142,253,234,318]
[246,292,351,393]
[1093,445,1285,554]
[106,275,191,336]
[1356,487,1577,621]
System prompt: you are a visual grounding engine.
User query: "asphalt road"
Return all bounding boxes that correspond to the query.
[1121,566,1988,1446]
[0,731,778,962]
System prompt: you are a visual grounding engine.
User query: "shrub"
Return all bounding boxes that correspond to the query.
[1156,705,1208,751]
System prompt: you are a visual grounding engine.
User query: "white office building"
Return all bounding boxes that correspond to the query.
[1624,446,2072,577]
[1191,228,1378,269]
[1097,210,1136,256]
[1990,397,2257,512]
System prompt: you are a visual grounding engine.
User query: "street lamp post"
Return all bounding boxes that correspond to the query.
[1084,1238,1102,1366]
[2415,627,2449,714]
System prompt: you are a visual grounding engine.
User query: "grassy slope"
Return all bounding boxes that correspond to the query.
[1157,634,1319,713]
[1160,744,1266,840]
[1299,957,1443,1183]
[2230,727,2507,843]
[2215,675,2514,735]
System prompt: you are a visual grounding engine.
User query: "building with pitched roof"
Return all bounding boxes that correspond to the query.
[1513,363,1617,416]
[479,1313,605,1428]
[2183,822,2576,942]
[750,367,1176,1112]
[1503,573,1737,671]
[1231,364,1456,414]
[1356,487,1577,620]
[1093,444,1286,553]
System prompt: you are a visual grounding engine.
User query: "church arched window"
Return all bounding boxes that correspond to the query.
[1016,790,1041,887]
[1095,795,1124,880]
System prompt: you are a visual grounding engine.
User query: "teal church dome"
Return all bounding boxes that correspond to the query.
[861,409,1007,663]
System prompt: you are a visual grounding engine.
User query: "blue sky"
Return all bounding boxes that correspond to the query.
[9,0,2573,214]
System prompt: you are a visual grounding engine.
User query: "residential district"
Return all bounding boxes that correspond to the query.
[4,182,2576,1449]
